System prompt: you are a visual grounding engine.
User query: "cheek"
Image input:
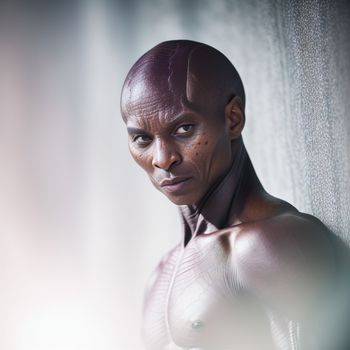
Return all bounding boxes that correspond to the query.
[129,145,152,171]
[193,140,205,157]
[182,136,212,169]
[192,134,231,176]
[192,133,212,157]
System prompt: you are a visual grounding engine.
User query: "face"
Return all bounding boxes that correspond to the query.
[125,103,233,206]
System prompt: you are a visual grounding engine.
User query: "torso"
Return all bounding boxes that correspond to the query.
[143,227,283,350]
[140,145,343,350]
[142,180,340,350]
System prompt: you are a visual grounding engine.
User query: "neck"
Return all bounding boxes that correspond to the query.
[179,142,262,246]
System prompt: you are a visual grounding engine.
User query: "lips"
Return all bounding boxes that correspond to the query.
[159,176,192,193]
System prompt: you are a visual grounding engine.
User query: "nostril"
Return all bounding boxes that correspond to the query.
[152,153,181,171]
[152,139,181,171]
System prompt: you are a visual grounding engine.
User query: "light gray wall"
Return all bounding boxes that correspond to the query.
[0,1,348,349]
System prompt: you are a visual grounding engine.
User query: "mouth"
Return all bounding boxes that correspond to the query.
[159,176,192,193]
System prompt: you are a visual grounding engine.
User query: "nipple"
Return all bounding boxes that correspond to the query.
[191,320,205,330]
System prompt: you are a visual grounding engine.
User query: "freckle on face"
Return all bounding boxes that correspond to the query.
[125,101,233,206]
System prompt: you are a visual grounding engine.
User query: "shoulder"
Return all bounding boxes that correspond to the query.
[234,210,334,263]
[229,210,337,317]
[237,210,334,265]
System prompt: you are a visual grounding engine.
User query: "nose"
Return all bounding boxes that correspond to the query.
[152,139,181,171]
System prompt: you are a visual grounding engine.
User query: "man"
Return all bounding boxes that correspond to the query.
[120,40,349,350]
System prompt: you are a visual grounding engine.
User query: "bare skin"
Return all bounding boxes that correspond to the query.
[121,40,350,350]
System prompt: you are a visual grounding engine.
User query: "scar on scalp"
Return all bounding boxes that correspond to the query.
[218,234,231,254]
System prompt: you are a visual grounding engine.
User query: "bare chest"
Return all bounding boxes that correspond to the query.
[142,233,273,350]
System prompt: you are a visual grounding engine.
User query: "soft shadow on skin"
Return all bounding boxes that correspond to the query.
[120,39,350,350]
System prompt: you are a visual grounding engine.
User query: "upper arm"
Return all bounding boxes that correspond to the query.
[232,213,337,319]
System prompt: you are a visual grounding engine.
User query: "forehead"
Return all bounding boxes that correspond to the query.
[124,86,180,118]
[122,73,188,125]
[122,79,225,133]
[125,99,197,131]
[121,59,185,117]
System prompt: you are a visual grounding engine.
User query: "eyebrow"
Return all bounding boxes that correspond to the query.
[126,112,196,134]
[126,126,150,135]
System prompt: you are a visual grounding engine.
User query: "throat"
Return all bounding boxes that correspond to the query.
[179,143,249,247]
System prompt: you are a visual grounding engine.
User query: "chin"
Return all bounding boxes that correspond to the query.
[163,192,201,206]
[167,197,190,206]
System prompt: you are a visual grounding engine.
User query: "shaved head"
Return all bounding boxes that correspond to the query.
[120,40,245,121]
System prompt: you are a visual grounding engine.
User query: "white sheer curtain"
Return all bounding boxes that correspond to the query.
[0,1,349,349]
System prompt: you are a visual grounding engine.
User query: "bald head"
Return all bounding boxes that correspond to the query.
[120,40,245,121]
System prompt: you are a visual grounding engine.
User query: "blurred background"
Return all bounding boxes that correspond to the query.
[0,0,349,349]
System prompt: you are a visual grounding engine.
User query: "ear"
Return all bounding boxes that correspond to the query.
[224,96,245,140]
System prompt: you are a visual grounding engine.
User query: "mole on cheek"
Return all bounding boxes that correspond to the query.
[195,152,198,156]
[205,141,208,145]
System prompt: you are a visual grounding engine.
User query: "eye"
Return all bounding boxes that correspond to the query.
[175,124,194,135]
[133,135,152,146]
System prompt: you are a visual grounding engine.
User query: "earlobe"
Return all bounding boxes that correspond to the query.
[225,96,245,140]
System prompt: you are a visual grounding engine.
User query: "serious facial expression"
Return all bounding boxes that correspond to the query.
[125,101,233,206]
